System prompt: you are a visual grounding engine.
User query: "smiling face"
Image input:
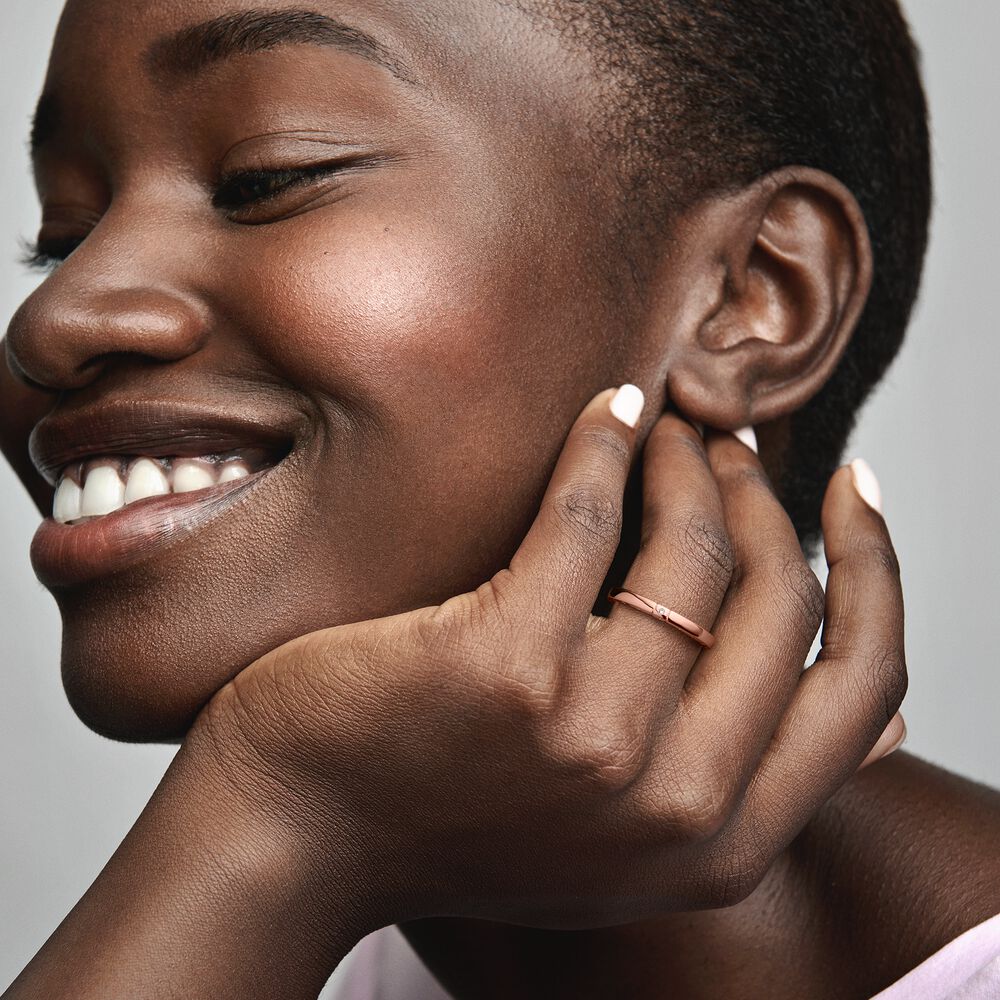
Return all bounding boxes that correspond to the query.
[1,0,666,739]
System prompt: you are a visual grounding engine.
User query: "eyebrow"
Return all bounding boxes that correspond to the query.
[30,9,420,157]
[144,8,419,86]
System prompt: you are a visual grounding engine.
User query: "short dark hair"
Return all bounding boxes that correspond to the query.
[511,0,932,554]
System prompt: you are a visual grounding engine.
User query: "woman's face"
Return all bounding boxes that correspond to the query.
[2,0,676,739]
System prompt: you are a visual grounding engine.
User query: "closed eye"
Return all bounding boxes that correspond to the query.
[20,235,84,273]
[22,159,368,272]
[212,163,345,212]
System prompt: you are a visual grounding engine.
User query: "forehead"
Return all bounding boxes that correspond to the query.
[44,0,595,118]
[36,0,613,192]
[35,1,623,270]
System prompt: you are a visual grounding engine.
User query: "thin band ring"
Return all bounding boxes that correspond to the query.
[608,588,716,649]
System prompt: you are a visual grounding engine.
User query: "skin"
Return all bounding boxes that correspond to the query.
[2,1,999,997]
[5,0,639,739]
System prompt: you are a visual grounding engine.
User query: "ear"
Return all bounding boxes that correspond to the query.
[662,166,874,429]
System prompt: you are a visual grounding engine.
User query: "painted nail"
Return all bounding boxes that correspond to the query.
[859,713,906,770]
[850,458,883,514]
[734,426,758,454]
[610,384,645,429]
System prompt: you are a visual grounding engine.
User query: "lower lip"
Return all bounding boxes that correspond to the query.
[31,471,272,588]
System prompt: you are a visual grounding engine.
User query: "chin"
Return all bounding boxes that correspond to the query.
[59,624,224,743]
[54,576,294,743]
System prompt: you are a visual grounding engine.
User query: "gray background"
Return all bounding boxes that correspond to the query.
[2,0,998,986]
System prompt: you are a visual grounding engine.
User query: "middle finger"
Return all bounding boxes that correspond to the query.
[681,430,825,763]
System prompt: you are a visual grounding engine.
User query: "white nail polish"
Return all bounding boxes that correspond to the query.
[734,426,758,454]
[850,458,883,513]
[609,384,644,429]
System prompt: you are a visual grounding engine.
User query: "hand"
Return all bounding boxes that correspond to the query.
[191,386,907,933]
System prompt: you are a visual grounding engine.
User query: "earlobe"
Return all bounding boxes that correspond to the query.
[666,166,874,431]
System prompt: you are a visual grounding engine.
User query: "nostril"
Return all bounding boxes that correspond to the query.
[0,342,57,518]
[4,339,53,394]
[5,282,210,392]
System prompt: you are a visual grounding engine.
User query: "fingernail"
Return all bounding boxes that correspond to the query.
[610,384,645,429]
[859,713,906,770]
[734,426,758,454]
[850,458,883,514]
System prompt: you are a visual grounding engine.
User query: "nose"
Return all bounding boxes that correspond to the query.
[6,268,209,392]
[0,341,56,515]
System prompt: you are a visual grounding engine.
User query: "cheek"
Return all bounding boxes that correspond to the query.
[260,215,567,564]
[230,150,613,424]
[235,216,549,398]
[211,179,626,599]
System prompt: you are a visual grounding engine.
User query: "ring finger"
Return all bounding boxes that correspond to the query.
[590,412,733,703]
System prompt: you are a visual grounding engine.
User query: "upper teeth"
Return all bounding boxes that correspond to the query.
[53,456,252,525]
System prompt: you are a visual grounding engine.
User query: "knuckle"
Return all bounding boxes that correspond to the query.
[576,422,632,465]
[680,514,736,590]
[854,533,902,579]
[541,716,647,795]
[676,425,710,462]
[716,464,774,514]
[867,646,909,721]
[549,483,623,545]
[727,463,771,492]
[492,656,563,722]
[873,541,902,580]
[664,775,737,843]
[425,591,569,724]
[772,558,826,641]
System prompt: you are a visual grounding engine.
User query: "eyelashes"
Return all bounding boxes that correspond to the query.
[211,162,343,211]
[23,161,349,272]
[19,235,83,274]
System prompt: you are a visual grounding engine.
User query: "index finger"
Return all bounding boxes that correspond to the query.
[505,384,644,630]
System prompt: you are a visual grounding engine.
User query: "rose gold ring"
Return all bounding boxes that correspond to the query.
[608,588,716,649]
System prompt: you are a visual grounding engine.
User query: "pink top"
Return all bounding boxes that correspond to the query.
[323,913,1000,1000]
[870,913,1000,1000]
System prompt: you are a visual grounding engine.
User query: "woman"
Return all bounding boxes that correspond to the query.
[1,0,997,997]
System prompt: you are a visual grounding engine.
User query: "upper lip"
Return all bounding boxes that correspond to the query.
[30,397,300,486]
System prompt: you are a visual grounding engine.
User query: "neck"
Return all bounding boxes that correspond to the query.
[401,753,1000,1000]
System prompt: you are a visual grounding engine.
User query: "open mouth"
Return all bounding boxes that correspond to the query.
[28,399,303,586]
[52,448,280,524]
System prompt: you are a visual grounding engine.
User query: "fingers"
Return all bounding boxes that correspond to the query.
[628,427,824,827]
[726,461,907,853]
[858,711,906,769]
[592,414,730,696]
[680,430,824,763]
[507,385,644,631]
